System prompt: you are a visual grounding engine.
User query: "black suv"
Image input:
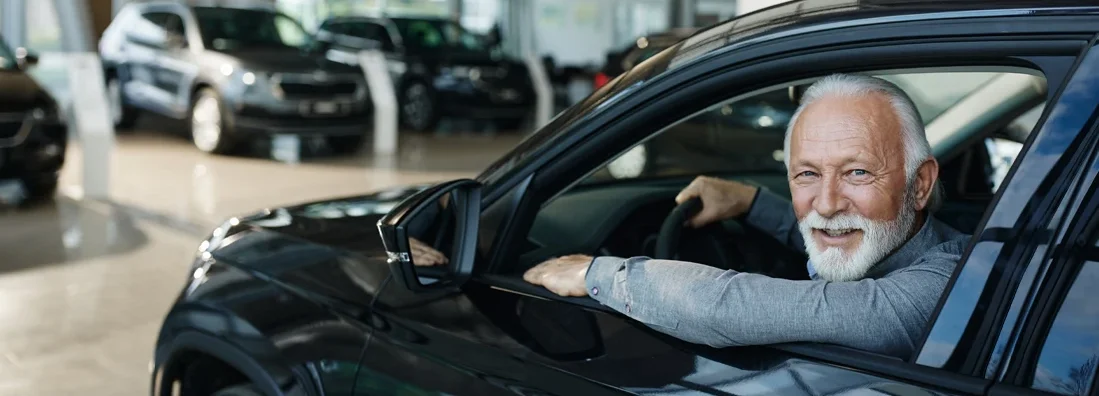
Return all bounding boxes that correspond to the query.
[316,16,534,132]
[99,2,370,154]
[0,37,66,202]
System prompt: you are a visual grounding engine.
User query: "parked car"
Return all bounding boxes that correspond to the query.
[315,16,535,132]
[594,28,698,90]
[151,1,1099,395]
[0,37,66,202]
[99,1,370,155]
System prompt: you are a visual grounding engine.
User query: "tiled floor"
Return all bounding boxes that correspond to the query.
[0,124,518,395]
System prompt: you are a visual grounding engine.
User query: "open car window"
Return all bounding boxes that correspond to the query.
[589,70,1046,194]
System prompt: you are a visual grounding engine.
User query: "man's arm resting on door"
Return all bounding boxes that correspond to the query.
[584,256,953,358]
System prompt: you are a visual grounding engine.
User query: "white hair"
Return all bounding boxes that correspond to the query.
[783,73,943,212]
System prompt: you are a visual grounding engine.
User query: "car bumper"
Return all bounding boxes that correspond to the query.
[432,80,534,119]
[226,103,372,137]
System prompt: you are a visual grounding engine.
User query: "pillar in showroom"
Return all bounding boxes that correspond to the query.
[0,0,26,48]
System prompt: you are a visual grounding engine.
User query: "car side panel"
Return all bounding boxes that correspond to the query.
[153,261,368,396]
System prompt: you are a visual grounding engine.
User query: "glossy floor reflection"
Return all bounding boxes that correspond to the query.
[60,124,521,229]
[0,125,519,395]
[0,196,197,395]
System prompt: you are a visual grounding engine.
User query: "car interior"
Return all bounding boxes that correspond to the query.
[512,68,1049,280]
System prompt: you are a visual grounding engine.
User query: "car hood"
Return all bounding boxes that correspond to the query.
[0,69,55,113]
[221,48,361,74]
[201,184,431,311]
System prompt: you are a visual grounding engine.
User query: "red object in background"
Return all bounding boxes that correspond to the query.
[594,72,611,89]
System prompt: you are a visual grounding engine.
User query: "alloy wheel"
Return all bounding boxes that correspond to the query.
[402,83,432,130]
[191,94,222,153]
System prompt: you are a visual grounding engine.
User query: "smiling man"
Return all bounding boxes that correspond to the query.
[522,74,971,358]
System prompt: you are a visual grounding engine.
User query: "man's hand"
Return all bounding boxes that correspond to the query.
[675,176,759,228]
[522,254,593,297]
[410,237,448,267]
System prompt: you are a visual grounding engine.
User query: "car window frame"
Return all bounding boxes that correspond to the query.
[990,109,1099,394]
[470,26,1090,390]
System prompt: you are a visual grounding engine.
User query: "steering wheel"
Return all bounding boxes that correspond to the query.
[653,197,769,274]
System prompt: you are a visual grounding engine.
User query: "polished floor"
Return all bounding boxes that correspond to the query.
[0,121,520,395]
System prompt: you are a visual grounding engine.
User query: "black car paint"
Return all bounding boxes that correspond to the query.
[152,1,1099,395]
[0,38,66,197]
[317,16,535,124]
[99,2,369,137]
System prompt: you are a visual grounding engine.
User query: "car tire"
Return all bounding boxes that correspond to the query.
[211,383,264,396]
[189,88,238,155]
[326,134,366,155]
[493,117,526,132]
[106,76,140,130]
[399,81,439,132]
[21,174,58,203]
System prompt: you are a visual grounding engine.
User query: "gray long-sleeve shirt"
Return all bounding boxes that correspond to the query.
[584,190,970,358]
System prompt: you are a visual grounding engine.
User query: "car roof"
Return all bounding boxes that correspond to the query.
[476,0,1099,188]
[131,0,278,11]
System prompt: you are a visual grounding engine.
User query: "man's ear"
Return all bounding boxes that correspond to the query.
[913,158,939,211]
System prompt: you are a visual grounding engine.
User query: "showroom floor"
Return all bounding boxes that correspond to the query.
[0,118,521,395]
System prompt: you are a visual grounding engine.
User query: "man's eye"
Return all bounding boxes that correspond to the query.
[851,169,869,177]
[798,171,818,178]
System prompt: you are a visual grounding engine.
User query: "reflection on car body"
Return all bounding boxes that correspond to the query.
[149,1,1099,395]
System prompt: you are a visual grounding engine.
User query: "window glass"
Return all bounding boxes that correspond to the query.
[589,71,1044,188]
[1031,259,1099,395]
[163,13,186,37]
[193,7,309,50]
[392,18,493,53]
[0,35,17,70]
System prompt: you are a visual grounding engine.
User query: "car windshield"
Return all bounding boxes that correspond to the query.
[391,18,493,53]
[0,35,17,70]
[194,7,311,51]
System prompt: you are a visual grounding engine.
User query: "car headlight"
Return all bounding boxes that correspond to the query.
[31,105,61,124]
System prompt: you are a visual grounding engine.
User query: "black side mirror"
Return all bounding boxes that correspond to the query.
[378,179,481,292]
[15,47,38,69]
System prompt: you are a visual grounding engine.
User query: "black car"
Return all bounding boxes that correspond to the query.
[315,16,534,132]
[99,1,370,154]
[0,37,66,202]
[152,1,1099,395]
[594,28,698,90]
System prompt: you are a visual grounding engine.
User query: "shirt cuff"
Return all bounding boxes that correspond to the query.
[745,188,793,230]
[584,256,629,312]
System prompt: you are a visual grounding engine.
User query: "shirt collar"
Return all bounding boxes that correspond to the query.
[806,216,946,280]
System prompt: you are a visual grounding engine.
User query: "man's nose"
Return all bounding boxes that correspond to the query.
[813,176,849,217]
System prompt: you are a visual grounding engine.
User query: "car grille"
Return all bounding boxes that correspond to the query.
[279,81,358,97]
[273,73,361,100]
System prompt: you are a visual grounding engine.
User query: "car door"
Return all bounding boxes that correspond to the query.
[356,14,1099,396]
[154,9,201,117]
[121,9,175,115]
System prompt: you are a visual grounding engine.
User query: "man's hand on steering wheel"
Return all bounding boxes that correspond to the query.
[410,237,448,267]
[675,176,759,228]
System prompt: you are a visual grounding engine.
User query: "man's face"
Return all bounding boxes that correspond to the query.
[788,93,916,281]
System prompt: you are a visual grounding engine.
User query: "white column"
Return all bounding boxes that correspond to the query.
[359,50,398,156]
[676,0,697,28]
[66,54,115,199]
[53,0,96,52]
[525,54,553,130]
[0,0,26,48]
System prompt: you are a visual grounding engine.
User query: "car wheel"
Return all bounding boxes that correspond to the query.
[21,174,58,203]
[326,134,366,155]
[211,383,263,396]
[107,77,139,130]
[400,81,438,132]
[190,88,237,155]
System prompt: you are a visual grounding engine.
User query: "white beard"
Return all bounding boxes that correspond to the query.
[797,193,917,282]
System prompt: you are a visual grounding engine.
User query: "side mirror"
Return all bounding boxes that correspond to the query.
[15,47,38,69]
[377,179,481,292]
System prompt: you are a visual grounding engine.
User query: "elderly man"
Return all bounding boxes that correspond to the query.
[521,73,970,358]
